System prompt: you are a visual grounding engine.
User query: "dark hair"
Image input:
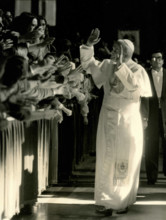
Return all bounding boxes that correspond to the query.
[11,12,37,35]
[37,15,49,39]
[0,55,27,87]
[150,48,164,58]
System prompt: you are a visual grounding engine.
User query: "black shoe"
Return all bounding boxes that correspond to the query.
[147,180,155,185]
[116,207,128,214]
[96,207,113,216]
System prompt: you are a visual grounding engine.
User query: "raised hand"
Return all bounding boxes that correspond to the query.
[86,28,101,46]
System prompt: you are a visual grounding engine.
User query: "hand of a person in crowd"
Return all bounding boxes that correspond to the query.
[9,94,38,106]
[22,96,39,106]
[44,66,57,76]
[54,55,69,67]
[53,84,70,97]
[86,28,101,46]
[19,31,39,43]
[40,37,55,47]
[54,54,66,66]
[40,67,57,82]
[57,61,72,77]
[0,39,13,50]
[68,65,84,81]
[10,31,20,38]
[44,54,56,66]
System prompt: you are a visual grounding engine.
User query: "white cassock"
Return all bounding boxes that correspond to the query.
[80,44,152,210]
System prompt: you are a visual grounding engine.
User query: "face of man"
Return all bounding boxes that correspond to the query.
[151,52,164,71]
[110,42,121,63]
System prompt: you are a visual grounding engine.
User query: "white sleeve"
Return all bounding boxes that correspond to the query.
[80,44,98,72]
[80,44,109,89]
[115,63,138,91]
[115,63,152,97]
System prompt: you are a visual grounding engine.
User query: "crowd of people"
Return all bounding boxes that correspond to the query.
[0,9,110,130]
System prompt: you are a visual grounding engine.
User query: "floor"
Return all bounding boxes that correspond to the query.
[12,154,166,220]
[12,184,166,220]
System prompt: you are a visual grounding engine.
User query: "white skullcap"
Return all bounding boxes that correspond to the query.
[123,39,134,53]
[118,39,135,54]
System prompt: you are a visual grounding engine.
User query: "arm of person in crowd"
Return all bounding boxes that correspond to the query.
[20,85,69,102]
[51,98,72,116]
[27,36,55,52]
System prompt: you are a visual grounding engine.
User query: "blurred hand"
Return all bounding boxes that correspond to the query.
[68,65,84,81]
[54,54,69,66]
[53,85,70,96]
[20,31,39,43]
[57,61,72,77]
[0,39,13,50]
[40,37,55,47]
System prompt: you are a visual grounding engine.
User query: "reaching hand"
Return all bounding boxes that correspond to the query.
[54,55,69,67]
[86,28,101,46]
[40,37,55,47]
[0,39,13,50]
[68,65,84,81]
[57,61,72,77]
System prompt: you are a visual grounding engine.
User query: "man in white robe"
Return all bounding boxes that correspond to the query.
[79,28,152,216]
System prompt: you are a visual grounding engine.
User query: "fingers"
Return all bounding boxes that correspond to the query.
[94,28,100,38]
[87,28,100,46]
[91,28,100,37]
[75,64,83,72]
[54,54,67,65]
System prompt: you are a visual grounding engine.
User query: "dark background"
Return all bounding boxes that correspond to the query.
[1,0,166,59]
[56,0,166,60]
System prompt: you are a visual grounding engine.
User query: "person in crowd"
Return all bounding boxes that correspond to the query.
[143,49,166,185]
[0,9,99,130]
[3,10,13,30]
[79,28,152,216]
[37,15,49,41]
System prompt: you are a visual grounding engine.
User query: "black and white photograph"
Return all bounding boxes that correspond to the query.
[0,0,166,219]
